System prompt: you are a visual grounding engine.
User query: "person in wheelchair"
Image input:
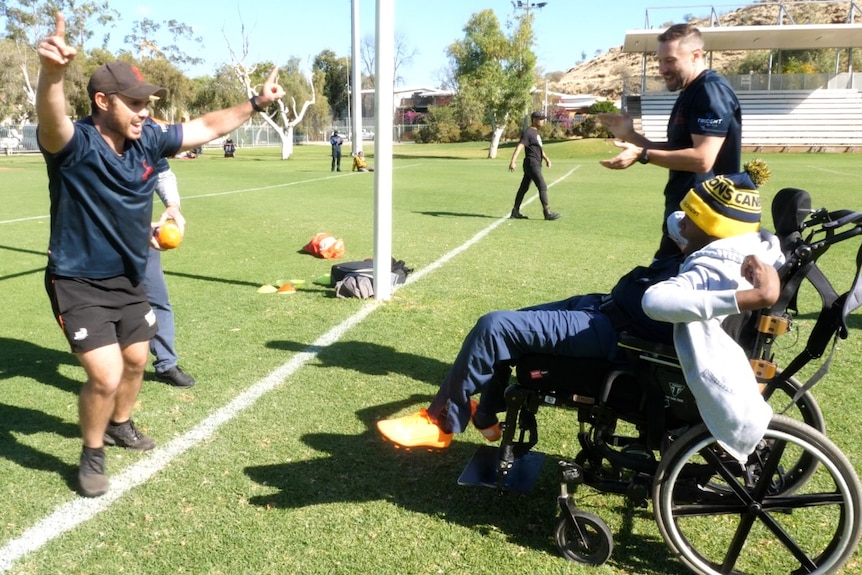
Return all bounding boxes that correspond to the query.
[377,162,784,452]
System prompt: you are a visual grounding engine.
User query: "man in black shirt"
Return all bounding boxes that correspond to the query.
[508,111,560,221]
[598,23,742,258]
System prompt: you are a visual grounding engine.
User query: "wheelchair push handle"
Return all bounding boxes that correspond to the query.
[785,207,862,268]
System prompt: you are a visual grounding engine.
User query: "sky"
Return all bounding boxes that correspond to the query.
[122,1,746,88]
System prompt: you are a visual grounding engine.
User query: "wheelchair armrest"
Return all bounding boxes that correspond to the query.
[617,332,677,360]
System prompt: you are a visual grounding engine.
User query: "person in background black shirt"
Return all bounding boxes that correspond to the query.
[508,111,560,221]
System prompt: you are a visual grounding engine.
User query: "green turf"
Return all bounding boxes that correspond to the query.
[1,141,861,574]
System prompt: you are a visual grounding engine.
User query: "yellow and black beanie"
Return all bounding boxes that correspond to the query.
[680,172,762,238]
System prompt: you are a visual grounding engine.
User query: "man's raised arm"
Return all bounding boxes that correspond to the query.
[36,13,76,154]
[180,66,285,151]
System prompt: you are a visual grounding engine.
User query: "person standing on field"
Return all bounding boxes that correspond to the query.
[36,12,284,498]
[330,130,343,172]
[144,158,196,389]
[598,23,742,259]
[508,110,560,221]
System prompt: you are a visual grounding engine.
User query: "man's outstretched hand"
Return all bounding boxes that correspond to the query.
[38,13,77,68]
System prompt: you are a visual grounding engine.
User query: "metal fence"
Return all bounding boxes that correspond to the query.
[1,123,424,154]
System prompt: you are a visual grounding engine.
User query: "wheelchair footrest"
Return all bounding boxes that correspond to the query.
[457,445,545,493]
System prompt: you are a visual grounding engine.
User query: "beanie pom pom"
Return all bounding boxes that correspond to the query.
[744,159,771,188]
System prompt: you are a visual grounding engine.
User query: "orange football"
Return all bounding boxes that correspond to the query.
[157,220,183,249]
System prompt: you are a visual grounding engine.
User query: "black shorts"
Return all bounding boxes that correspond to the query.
[45,272,157,354]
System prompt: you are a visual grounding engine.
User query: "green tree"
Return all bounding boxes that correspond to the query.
[1,0,119,122]
[588,101,619,114]
[447,9,535,158]
[2,0,118,49]
[313,49,349,121]
[187,64,247,118]
[415,105,461,143]
[123,17,203,70]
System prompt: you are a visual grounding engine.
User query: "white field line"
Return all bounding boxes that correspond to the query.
[808,165,862,178]
[0,166,578,573]
[0,165,425,225]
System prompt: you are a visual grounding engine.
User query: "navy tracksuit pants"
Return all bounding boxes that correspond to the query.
[427,294,619,434]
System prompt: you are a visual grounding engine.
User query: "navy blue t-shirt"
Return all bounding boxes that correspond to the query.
[610,254,683,343]
[664,69,741,219]
[41,118,182,284]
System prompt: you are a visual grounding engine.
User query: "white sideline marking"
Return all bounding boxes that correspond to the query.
[0,215,48,225]
[0,165,425,226]
[808,166,861,178]
[0,167,578,573]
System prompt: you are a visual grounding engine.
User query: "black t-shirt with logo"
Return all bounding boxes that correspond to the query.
[664,69,742,219]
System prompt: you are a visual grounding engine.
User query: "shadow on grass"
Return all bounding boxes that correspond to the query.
[0,244,46,257]
[0,338,82,483]
[0,337,81,394]
[164,270,264,288]
[0,403,79,481]
[392,154,481,161]
[244,395,687,575]
[0,267,43,282]
[416,210,498,219]
[265,340,449,385]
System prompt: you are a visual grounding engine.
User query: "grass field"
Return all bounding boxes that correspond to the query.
[1,140,861,575]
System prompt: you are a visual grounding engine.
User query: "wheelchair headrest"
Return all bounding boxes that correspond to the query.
[772,188,812,239]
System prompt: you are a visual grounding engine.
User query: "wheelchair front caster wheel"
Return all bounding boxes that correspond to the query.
[554,511,613,565]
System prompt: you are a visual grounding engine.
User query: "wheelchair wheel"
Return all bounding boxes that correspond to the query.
[763,373,825,432]
[653,415,862,575]
[554,510,614,566]
[761,374,825,494]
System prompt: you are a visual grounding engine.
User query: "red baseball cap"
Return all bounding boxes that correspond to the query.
[87,62,167,100]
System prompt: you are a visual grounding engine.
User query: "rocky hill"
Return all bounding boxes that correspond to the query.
[551,0,855,100]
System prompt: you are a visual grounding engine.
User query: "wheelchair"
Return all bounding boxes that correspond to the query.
[460,188,862,574]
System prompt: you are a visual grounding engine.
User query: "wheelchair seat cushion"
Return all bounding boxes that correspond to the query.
[617,332,676,359]
[516,355,609,393]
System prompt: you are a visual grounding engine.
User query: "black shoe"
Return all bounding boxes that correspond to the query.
[510,210,528,219]
[104,420,156,451]
[155,366,196,388]
[78,446,108,497]
[544,210,561,221]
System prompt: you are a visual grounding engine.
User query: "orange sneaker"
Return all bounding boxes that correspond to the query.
[376,409,452,449]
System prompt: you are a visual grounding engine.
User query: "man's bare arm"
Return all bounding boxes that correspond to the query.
[36,13,76,154]
[180,66,285,150]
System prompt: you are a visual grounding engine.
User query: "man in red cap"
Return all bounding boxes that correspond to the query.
[36,12,285,497]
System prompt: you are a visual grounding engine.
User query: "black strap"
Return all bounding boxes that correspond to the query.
[782,334,838,413]
[776,241,862,402]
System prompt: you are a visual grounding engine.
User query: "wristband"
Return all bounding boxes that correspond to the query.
[249,96,264,113]
[637,147,650,165]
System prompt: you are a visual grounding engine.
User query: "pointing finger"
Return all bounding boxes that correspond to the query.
[55,12,65,38]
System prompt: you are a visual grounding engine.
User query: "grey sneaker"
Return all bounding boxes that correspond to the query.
[79,446,108,497]
[155,366,196,388]
[544,210,561,221]
[104,420,156,451]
